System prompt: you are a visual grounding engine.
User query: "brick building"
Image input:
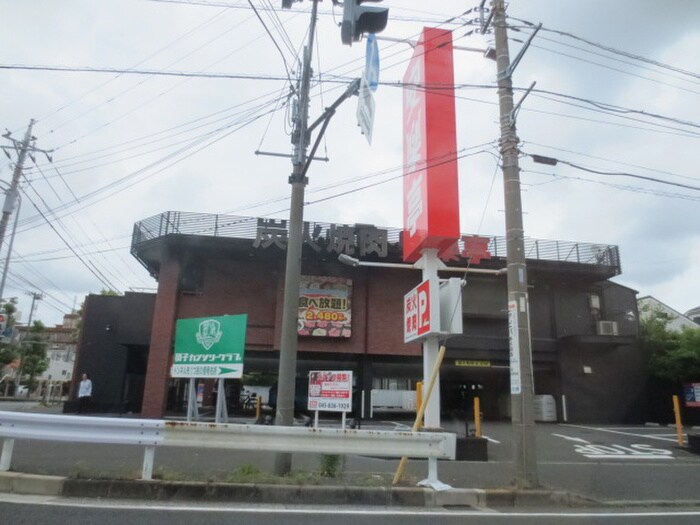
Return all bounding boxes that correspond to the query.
[71,211,647,423]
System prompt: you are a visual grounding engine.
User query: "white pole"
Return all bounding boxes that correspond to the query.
[0,439,14,471]
[215,378,227,423]
[341,411,346,429]
[314,410,319,429]
[187,378,199,422]
[142,446,156,480]
[421,249,442,430]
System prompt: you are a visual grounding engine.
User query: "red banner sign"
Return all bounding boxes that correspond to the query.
[402,27,460,263]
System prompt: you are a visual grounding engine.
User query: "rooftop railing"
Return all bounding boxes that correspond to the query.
[132,211,620,273]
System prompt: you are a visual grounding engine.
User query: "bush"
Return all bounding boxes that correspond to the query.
[319,454,344,478]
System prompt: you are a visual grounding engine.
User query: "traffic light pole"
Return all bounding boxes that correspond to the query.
[492,0,539,488]
[273,0,319,476]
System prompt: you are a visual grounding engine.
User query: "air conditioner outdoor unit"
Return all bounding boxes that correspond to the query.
[597,320,619,336]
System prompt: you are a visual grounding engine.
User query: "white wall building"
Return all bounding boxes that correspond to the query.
[638,296,698,333]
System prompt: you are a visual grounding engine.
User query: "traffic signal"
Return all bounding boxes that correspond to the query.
[341,0,389,46]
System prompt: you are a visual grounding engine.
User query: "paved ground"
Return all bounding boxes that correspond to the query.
[1,401,699,504]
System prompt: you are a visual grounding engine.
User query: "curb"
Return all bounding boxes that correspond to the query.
[12,473,698,509]
[61,478,434,506]
[0,472,64,496]
[480,488,596,508]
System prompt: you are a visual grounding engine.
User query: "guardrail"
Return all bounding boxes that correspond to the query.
[0,411,455,480]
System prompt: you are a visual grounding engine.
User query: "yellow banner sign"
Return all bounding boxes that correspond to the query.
[455,360,491,368]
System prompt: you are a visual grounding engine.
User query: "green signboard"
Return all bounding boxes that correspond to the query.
[171,314,247,378]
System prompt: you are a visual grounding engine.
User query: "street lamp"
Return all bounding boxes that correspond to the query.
[338,253,505,275]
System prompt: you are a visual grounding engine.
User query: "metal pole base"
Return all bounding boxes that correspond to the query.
[417,458,452,491]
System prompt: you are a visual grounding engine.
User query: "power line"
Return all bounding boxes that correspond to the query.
[16,244,130,264]
[523,153,700,191]
[224,140,498,216]
[36,6,232,131]
[508,16,700,81]
[45,14,277,152]
[5,273,73,316]
[38,88,288,168]
[526,32,700,88]
[16,98,285,232]
[520,40,700,97]
[19,182,119,291]
[247,0,297,95]
[147,0,472,26]
[0,63,291,81]
[265,147,496,218]
[522,168,700,202]
[520,140,697,183]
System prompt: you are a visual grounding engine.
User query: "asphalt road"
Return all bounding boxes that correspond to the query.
[2,495,700,525]
[2,401,700,503]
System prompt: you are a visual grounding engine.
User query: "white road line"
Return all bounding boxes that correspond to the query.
[563,424,681,443]
[552,433,590,444]
[382,421,412,430]
[580,455,672,459]
[3,494,700,518]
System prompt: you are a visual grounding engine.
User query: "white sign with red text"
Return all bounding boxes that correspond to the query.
[404,280,433,343]
[307,370,353,413]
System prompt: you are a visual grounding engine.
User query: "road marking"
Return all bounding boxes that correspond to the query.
[552,433,590,444]
[382,421,411,430]
[3,494,700,518]
[552,433,674,459]
[563,424,681,443]
[574,443,673,460]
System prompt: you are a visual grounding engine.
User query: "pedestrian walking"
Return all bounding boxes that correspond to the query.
[78,373,92,414]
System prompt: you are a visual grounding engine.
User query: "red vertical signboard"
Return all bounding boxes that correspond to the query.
[402,27,460,263]
[404,280,433,343]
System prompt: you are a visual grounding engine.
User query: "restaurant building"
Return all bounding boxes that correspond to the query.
[70,211,646,423]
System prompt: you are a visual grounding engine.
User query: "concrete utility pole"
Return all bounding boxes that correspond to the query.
[492,0,539,488]
[0,119,51,301]
[274,0,319,476]
[0,120,34,282]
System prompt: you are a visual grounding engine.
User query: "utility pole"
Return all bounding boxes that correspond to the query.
[492,0,539,488]
[0,120,34,259]
[273,0,319,476]
[15,291,43,393]
[1,119,51,301]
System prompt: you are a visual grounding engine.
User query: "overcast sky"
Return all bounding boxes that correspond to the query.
[0,0,698,326]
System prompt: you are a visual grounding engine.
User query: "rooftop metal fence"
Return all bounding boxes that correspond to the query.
[132,211,620,272]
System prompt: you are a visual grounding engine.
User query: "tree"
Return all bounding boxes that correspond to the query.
[20,320,48,391]
[652,327,700,383]
[642,307,700,383]
[0,298,19,368]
